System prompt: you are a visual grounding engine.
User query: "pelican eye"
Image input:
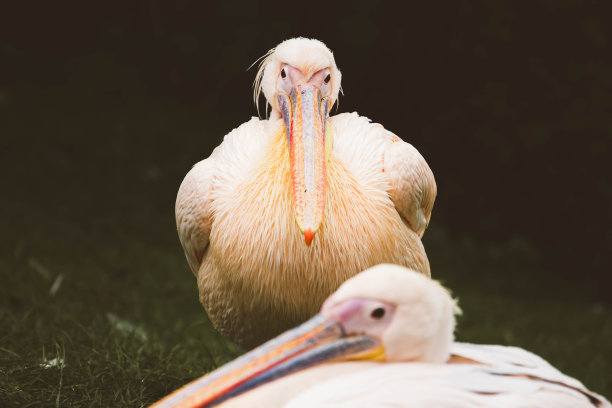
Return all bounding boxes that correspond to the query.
[370,307,385,319]
[281,68,287,79]
[324,74,331,84]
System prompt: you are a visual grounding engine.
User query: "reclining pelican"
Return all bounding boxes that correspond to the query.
[152,264,610,408]
[176,38,436,348]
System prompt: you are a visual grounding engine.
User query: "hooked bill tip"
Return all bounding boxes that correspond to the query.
[304,228,314,246]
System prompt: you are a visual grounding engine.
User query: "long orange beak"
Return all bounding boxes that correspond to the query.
[149,313,383,408]
[277,85,331,246]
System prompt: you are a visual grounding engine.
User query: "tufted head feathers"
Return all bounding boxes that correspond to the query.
[253,37,342,114]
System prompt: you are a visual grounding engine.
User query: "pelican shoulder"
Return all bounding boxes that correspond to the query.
[330,112,436,237]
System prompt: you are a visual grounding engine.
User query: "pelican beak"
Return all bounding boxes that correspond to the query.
[149,313,383,408]
[276,85,331,246]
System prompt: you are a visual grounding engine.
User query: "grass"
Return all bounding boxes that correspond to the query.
[1,65,610,406]
[0,215,242,407]
[2,220,610,407]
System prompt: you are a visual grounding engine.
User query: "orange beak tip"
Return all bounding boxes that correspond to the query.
[304,228,314,246]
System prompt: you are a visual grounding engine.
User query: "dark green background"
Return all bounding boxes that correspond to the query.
[1,1,611,406]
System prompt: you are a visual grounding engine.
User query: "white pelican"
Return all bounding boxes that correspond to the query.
[152,264,610,408]
[175,38,436,348]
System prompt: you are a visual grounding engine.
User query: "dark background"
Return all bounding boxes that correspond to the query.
[1,1,612,405]
[3,0,610,295]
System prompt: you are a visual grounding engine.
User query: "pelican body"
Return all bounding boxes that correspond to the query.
[176,38,436,348]
[152,265,610,408]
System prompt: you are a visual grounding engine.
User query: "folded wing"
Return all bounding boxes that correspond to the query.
[175,156,216,275]
[383,136,436,238]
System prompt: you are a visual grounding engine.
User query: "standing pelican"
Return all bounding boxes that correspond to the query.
[176,38,436,348]
[152,264,610,408]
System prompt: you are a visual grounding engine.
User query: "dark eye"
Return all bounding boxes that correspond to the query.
[324,74,331,84]
[281,68,287,79]
[370,307,385,319]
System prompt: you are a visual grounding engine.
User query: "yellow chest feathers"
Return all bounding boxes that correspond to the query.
[207,128,424,307]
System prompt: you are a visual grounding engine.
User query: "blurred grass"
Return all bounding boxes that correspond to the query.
[1,54,610,406]
[425,227,612,396]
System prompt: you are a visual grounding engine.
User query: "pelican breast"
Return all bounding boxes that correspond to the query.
[199,113,429,347]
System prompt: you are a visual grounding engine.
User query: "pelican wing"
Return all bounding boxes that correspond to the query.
[383,135,436,237]
[450,342,611,408]
[329,112,436,238]
[175,118,270,276]
[175,155,217,275]
[281,361,609,408]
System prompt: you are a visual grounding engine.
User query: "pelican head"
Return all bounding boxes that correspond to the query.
[152,265,460,407]
[255,37,342,114]
[321,263,459,363]
[255,38,342,245]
